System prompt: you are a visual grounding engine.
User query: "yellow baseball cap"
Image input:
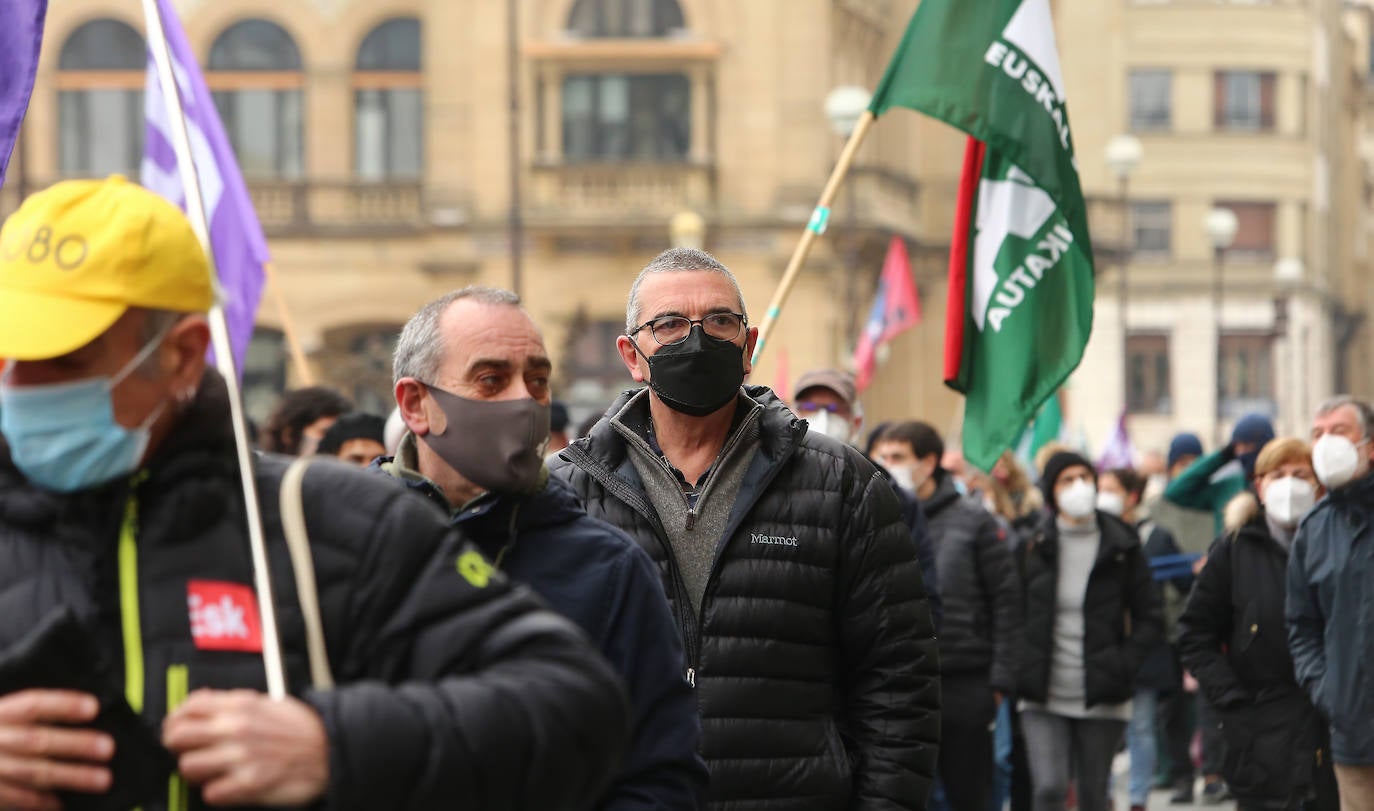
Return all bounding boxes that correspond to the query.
[0,175,214,361]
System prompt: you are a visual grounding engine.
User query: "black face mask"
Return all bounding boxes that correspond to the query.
[633,326,745,417]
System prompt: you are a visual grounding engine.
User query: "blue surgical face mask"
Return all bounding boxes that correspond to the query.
[1,328,172,492]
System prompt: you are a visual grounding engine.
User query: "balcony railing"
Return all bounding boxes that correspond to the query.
[0,179,429,237]
[527,161,716,223]
[246,181,426,236]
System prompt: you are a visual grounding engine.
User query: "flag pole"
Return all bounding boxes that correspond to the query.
[142,0,288,700]
[751,110,876,366]
[263,261,315,386]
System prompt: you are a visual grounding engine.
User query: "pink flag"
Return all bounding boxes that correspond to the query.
[853,236,921,391]
[772,347,791,402]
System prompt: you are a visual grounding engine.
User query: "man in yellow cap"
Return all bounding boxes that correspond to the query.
[0,177,629,811]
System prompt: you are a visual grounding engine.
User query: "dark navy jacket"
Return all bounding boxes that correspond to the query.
[881,468,944,630]
[372,448,708,811]
[1287,472,1374,766]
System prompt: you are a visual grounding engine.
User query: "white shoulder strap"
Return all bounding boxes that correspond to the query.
[280,457,335,690]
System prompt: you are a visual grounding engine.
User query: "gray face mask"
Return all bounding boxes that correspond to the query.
[420,384,551,494]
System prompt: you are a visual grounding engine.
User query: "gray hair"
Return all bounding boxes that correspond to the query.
[625,248,746,332]
[1315,394,1374,438]
[393,286,522,385]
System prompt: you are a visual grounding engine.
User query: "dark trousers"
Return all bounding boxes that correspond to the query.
[937,673,995,811]
[1010,707,1032,811]
[1020,710,1127,811]
[1197,692,1223,776]
[1158,686,1194,782]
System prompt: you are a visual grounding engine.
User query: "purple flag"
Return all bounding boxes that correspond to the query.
[1096,411,1136,472]
[0,1,47,187]
[141,0,267,374]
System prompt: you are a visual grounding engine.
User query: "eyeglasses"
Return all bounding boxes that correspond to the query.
[629,312,747,346]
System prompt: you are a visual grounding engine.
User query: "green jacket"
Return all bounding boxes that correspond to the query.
[1163,448,1247,535]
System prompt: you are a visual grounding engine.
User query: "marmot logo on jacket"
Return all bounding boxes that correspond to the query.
[187,580,262,652]
[750,533,799,547]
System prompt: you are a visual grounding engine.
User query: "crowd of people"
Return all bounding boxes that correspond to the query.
[0,176,1369,811]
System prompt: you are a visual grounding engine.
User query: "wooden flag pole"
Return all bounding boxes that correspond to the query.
[751,110,877,366]
[263,261,316,386]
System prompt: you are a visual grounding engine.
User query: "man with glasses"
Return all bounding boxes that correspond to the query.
[552,248,941,811]
[1287,395,1374,811]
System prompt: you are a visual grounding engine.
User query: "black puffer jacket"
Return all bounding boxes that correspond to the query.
[920,472,1020,690]
[552,386,941,811]
[1178,503,1330,805]
[0,372,630,811]
[1016,512,1163,707]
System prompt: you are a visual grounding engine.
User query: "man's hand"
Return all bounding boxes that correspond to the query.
[162,690,328,808]
[0,689,113,811]
[1182,670,1199,694]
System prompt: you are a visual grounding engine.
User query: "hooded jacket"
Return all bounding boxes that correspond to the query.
[551,386,941,811]
[919,471,1021,690]
[1016,511,1163,707]
[1287,471,1374,766]
[0,371,630,811]
[1179,494,1328,803]
[374,436,709,811]
[1163,449,1248,536]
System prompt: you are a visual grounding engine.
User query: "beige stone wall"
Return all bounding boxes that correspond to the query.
[15,0,1374,457]
[1063,0,1370,459]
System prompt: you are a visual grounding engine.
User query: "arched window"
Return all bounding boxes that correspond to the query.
[58,19,145,177]
[319,325,402,415]
[208,19,304,179]
[243,327,287,425]
[567,0,685,37]
[354,18,422,180]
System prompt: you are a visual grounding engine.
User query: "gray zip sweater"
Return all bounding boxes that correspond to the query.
[614,391,762,616]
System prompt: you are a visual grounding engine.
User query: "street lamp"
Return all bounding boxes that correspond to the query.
[824,86,874,355]
[1105,134,1143,411]
[1206,206,1239,442]
[669,210,706,250]
[1273,258,1304,434]
[824,86,873,137]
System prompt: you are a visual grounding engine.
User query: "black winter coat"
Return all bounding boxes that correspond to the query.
[920,473,1021,690]
[1016,512,1163,707]
[552,386,941,811]
[1179,513,1330,804]
[0,372,630,811]
[884,470,944,630]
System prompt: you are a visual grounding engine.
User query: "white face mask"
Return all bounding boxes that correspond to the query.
[888,465,916,494]
[1264,476,1317,528]
[1311,433,1368,489]
[806,411,852,445]
[1095,491,1126,517]
[1057,479,1098,519]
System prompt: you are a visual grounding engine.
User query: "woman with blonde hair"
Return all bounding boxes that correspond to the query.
[986,449,1045,535]
[1178,438,1337,811]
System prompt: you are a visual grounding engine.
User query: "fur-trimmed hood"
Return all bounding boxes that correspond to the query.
[1224,491,1261,534]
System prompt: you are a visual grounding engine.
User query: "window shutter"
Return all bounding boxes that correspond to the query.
[1260,73,1276,130]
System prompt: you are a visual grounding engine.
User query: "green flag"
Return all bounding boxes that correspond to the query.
[869,0,1095,471]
